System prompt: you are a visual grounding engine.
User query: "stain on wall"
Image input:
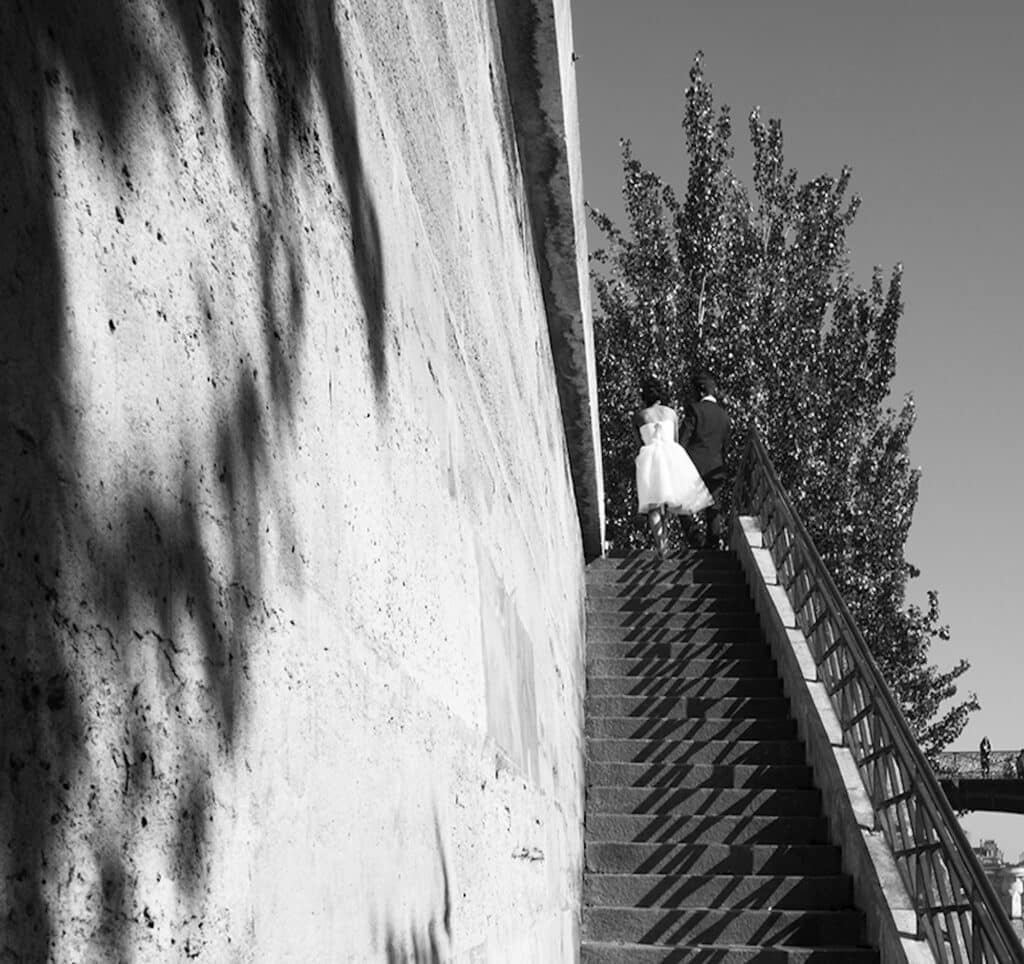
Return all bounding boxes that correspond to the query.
[477,541,540,785]
[0,0,588,961]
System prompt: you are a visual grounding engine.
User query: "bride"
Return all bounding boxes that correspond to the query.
[633,378,713,559]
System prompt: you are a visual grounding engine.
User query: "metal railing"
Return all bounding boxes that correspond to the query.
[734,430,1023,963]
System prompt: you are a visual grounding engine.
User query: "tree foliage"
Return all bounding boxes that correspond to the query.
[589,53,977,755]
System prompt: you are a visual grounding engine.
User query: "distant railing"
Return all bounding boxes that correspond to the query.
[735,430,1024,964]
[936,751,1024,781]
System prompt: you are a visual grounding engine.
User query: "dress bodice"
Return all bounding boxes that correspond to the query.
[639,419,674,445]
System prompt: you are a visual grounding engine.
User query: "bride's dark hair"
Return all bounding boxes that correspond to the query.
[640,377,667,407]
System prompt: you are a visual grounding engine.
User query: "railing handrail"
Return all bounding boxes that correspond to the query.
[735,429,1023,963]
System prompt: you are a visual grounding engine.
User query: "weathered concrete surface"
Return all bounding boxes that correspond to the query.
[733,518,935,964]
[0,1,593,961]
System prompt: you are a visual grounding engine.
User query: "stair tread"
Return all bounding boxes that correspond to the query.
[583,907,864,922]
[584,872,852,908]
[589,646,768,657]
[588,628,765,644]
[582,905,865,947]
[586,814,829,845]
[589,612,760,628]
[585,842,841,876]
[586,761,813,789]
[587,718,798,741]
[587,563,746,576]
[586,842,842,856]
[587,588,754,604]
[588,679,786,699]
[587,673,782,684]
[587,785,821,816]
[589,640,766,654]
[581,940,878,962]
[588,738,804,752]
[587,571,744,584]
[588,658,778,675]
[586,696,794,719]
[587,599,756,613]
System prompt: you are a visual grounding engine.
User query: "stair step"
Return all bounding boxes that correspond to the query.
[587,739,806,765]
[586,717,797,741]
[585,814,830,845]
[588,676,784,699]
[584,872,852,909]
[587,595,755,614]
[587,762,812,790]
[582,906,864,947]
[585,842,840,876]
[586,582,753,603]
[586,696,792,720]
[588,641,770,661]
[581,941,878,962]
[587,569,747,589]
[589,611,760,630]
[588,550,739,571]
[588,657,778,678]
[587,786,821,817]
[589,577,749,602]
[588,626,764,645]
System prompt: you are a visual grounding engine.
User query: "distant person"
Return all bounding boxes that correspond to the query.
[634,377,713,560]
[1015,749,1024,779]
[678,371,732,550]
[980,736,992,778]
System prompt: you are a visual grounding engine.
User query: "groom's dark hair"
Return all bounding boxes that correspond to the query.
[692,371,718,397]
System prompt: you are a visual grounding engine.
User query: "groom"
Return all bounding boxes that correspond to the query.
[679,371,731,550]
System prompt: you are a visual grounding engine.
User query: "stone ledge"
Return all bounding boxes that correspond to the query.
[732,515,936,964]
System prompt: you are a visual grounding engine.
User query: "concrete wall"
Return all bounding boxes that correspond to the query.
[0,1,595,961]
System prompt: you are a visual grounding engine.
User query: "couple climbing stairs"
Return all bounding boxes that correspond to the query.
[581,549,879,962]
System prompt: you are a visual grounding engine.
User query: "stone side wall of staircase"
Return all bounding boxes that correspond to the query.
[0,1,593,961]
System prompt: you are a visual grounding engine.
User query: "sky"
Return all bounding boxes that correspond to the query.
[573,1,1024,858]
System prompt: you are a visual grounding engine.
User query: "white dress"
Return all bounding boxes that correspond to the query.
[635,419,714,516]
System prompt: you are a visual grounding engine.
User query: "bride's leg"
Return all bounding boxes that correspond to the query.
[648,507,667,560]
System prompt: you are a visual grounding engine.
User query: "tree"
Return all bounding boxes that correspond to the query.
[589,53,977,755]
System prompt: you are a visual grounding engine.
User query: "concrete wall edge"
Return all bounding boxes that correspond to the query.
[495,0,605,560]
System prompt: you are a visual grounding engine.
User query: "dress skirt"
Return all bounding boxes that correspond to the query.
[636,438,714,516]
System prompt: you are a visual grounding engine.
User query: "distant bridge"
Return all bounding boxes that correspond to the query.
[936,751,1024,814]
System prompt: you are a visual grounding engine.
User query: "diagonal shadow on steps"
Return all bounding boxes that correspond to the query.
[621,675,781,699]
[635,872,796,911]
[626,761,784,789]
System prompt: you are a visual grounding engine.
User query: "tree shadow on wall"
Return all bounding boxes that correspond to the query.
[382,816,453,964]
[0,0,387,957]
[166,0,388,394]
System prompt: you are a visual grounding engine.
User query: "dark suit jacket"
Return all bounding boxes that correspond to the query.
[680,398,731,479]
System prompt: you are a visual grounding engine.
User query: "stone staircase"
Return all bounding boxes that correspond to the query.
[581,550,880,963]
